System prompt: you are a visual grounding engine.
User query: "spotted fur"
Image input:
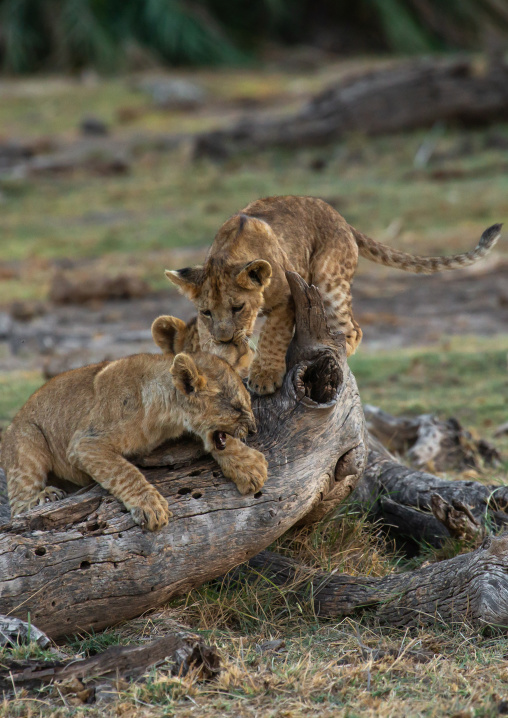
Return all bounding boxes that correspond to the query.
[151,314,253,379]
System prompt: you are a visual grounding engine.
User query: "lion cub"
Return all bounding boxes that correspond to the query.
[166,195,501,394]
[2,350,267,530]
[152,314,253,379]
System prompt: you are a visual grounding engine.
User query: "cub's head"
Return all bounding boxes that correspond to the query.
[152,314,254,379]
[165,214,272,365]
[170,351,256,449]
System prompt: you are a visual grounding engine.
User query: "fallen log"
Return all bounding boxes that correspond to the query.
[0,272,366,640]
[353,438,508,549]
[0,614,51,649]
[0,631,220,692]
[194,56,508,157]
[247,542,508,629]
[364,404,501,472]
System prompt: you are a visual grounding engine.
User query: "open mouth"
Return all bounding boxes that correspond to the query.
[213,430,227,450]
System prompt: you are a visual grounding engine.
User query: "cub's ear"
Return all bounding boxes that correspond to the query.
[236,259,272,290]
[151,315,187,355]
[171,353,207,395]
[165,266,204,299]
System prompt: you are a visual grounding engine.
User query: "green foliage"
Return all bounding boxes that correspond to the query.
[1,0,508,74]
[0,0,244,73]
[67,627,127,656]
[0,371,44,428]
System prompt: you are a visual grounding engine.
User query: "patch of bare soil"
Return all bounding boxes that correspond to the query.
[354,257,508,350]
[0,259,506,376]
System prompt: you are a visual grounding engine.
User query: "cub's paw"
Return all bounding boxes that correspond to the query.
[248,363,285,395]
[129,491,171,531]
[11,487,68,516]
[32,487,68,510]
[230,449,268,496]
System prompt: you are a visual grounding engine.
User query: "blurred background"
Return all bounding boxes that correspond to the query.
[0,7,508,714]
[0,0,507,458]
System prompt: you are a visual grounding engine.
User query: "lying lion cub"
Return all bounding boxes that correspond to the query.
[151,314,253,379]
[2,345,267,530]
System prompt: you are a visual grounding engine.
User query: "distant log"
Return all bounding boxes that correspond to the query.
[0,273,366,640]
[364,404,501,472]
[194,56,508,157]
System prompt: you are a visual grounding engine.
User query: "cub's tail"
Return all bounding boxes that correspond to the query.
[352,223,502,274]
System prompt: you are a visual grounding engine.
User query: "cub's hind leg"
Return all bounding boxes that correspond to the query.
[312,266,362,357]
[2,423,62,516]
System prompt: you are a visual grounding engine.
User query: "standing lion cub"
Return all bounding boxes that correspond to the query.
[2,337,267,530]
[166,195,501,394]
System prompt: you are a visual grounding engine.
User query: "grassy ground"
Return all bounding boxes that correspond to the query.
[1,65,508,716]
[1,67,508,305]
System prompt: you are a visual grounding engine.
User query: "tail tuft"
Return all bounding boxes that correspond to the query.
[480,223,503,249]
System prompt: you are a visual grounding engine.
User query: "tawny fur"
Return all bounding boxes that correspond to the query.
[2,352,266,530]
[166,195,502,394]
[151,314,253,380]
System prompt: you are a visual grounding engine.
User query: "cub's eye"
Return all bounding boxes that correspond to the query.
[232,304,244,314]
[201,310,212,318]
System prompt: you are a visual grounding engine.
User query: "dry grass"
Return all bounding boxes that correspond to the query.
[2,505,508,716]
[0,321,507,718]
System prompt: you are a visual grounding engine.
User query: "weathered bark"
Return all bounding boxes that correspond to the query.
[364,404,501,472]
[194,56,508,157]
[0,615,51,649]
[0,272,366,640]
[352,439,508,549]
[247,542,508,629]
[0,631,220,691]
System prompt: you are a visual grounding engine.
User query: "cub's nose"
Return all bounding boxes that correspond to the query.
[215,324,234,343]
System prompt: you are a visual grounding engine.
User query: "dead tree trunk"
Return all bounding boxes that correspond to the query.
[194,56,508,157]
[2,274,507,637]
[352,437,508,549]
[0,273,366,640]
[247,542,508,629]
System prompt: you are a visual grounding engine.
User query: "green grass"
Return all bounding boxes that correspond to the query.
[1,75,508,305]
[3,137,508,265]
[350,337,508,430]
[0,370,44,428]
[350,336,508,473]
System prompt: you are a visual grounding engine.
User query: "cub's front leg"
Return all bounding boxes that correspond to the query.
[248,301,294,395]
[67,435,171,531]
[211,435,268,495]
